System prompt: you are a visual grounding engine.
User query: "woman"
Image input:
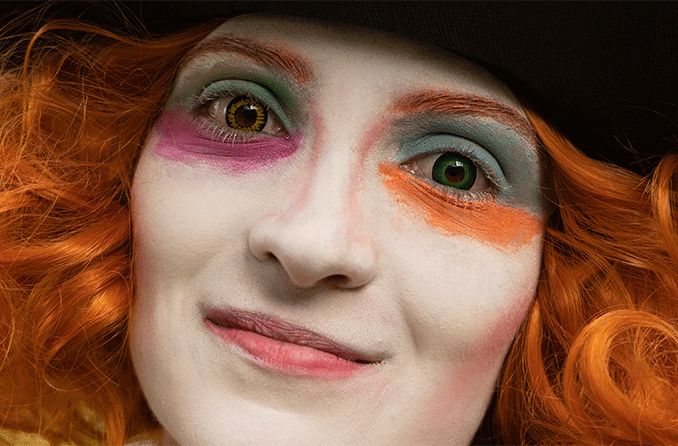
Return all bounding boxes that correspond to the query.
[1,3,676,445]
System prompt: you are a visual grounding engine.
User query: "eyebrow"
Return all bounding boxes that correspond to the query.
[390,90,537,146]
[180,34,314,85]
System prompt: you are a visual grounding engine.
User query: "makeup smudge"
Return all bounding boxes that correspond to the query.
[420,292,533,440]
[379,163,543,251]
[152,111,301,172]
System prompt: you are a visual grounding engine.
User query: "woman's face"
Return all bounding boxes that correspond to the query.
[130,14,546,446]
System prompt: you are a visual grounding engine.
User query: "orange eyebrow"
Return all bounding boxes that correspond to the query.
[390,90,536,145]
[181,34,314,85]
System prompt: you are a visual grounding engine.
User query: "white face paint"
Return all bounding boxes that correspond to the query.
[130,14,546,446]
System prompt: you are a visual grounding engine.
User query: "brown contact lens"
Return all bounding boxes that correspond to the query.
[226,96,268,131]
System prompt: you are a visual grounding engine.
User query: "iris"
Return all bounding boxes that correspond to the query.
[431,153,477,190]
[226,95,268,131]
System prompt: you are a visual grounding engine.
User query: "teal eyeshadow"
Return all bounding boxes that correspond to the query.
[167,60,302,122]
[396,117,545,215]
[198,79,293,129]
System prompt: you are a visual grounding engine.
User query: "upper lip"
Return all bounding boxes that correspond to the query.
[204,306,381,364]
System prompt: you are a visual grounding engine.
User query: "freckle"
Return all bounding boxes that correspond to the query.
[378,163,543,251]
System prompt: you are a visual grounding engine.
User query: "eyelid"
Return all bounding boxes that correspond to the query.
[400,134,510,194]
[194,79,293,130]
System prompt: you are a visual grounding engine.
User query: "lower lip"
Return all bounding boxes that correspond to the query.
[205,320,367,379]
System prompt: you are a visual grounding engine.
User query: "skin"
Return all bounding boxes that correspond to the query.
[129,14,547,446]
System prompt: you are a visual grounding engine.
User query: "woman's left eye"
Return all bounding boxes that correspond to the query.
[401,152,490,191]
[203,93,287,136]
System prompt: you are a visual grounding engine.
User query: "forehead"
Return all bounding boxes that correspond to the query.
[196,14,521,108]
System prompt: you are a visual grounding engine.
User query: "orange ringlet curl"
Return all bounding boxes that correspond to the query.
[495,111,678,444]
[0,8,676,446]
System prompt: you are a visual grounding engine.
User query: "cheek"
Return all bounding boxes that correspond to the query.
[379,172,542,441]
[130,144,257,278]
[417,285,534,440]
[441,289,531,394]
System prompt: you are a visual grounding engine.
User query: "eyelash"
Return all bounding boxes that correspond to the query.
[191,88,286,144]
[189,85,502,200]
[401,145,503,201]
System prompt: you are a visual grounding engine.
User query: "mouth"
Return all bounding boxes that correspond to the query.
[204,307,382,379]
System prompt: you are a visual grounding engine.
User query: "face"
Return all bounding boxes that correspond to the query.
[129,14,546,446]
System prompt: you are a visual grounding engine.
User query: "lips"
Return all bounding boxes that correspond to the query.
[204,307,380,378]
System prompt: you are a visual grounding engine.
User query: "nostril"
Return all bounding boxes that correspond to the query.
[327,274,352,287]
[264,252,278,262]
[248,217,376,289]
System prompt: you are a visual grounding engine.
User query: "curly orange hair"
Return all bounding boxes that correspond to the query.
[0,16,219,446]
[0,14,676,446]
[496,111,678,444]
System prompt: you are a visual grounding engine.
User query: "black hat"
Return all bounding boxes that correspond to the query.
[3,1,677,174]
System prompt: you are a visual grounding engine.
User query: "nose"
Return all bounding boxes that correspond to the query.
[248,161,377,289]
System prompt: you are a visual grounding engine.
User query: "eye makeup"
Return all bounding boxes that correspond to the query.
[152,63,307,172]
[392,114,545,216]
[399,133,509,197]
[152,110,302,173]
[390,90,537,147]
[382,111,544,249]
[379,163,543,250]
[196,79,294,131]
[169,50,309,116]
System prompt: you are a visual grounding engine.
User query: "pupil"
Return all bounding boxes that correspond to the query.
[445,165,466,184]
[234,104,259,128]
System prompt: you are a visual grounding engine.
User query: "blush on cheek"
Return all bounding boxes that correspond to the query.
[379,163,543,251]
[420,293,533,437]
[152,110,301,172]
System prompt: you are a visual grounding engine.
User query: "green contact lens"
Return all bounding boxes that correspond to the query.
[432,153,477,190]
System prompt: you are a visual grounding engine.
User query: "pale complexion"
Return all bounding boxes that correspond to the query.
[130,14,546,446]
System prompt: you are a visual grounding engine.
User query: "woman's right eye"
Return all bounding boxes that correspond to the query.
[203,93,287,137]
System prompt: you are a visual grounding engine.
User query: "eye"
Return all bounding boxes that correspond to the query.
[401,151,490,192]
[399,134,504,194]
[204,93,286,136]
[191,79,292,142]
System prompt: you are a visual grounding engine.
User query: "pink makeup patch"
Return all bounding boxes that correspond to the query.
[152,110,301,172]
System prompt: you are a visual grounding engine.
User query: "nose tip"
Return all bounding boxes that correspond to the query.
[248,213,377,289]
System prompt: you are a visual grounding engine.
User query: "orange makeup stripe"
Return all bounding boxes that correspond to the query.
[379,163,543,250]
[182,34,313,85]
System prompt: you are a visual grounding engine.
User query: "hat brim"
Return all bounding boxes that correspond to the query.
[3,1,677,172]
